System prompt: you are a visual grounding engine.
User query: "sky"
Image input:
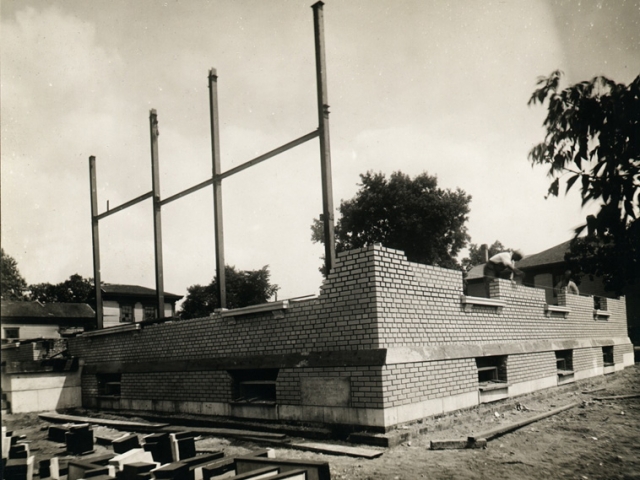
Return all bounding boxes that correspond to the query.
[2,0,639,305]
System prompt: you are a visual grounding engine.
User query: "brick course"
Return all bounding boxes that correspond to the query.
[68,245,632,428]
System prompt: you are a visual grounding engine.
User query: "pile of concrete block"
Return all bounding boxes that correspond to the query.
[29,423,332,480]
[2,426,35,480]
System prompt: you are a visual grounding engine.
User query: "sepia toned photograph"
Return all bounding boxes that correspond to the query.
[1,1,639,478]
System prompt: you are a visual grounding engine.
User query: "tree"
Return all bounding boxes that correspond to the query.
[1,248,27,300]
[528,71,640,293]
[179,265,279,320]
[461,240,513,272]
[312,171,471,270]
[28,274,94,304]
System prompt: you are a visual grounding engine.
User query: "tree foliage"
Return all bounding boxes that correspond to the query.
[528,71,640,292]
[1,249,27,300]
[461,240,513,272]
[312,171,471,270]
[179,265,279,320]
[28,274,94,304]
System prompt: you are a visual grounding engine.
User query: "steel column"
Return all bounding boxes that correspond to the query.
[312,1,336,275]
[149,109,165,318]
[89,156,103,329]
[209,69,227,308]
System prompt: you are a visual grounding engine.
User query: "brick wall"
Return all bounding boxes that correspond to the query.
[381,359,477,408]
[67,245,632,427]
[371,246,628,347]
[507,352,557,384]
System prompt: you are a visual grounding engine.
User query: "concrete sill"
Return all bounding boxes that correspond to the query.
[545,305,571,318]
[80,323,141,337]
[593,309,611,320]
[557,370,574,377]
[220,300,289,320]
[478,382,510,392]
[460,295,506,313]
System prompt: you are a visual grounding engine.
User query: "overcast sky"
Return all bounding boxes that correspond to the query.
[2,0,639,303]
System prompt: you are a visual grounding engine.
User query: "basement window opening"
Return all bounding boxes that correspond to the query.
[3,328,19,340]
[97,373,121,398]
[602,346,614,367]
[476,356,508,390]
[229,369,278,404]
[555,350,574,376]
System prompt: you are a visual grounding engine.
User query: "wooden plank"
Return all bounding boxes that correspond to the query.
[38,412,168,430]
[288,441,383,459]
[160,425,286,440]
[592,394,640,401]
[469,402,578,442]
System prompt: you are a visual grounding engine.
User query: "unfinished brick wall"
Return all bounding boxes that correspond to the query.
[68,244,632,429]
[380,359,477,408]
[372,246,628,347]
[507,352,557,384]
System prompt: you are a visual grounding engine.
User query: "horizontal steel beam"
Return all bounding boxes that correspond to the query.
[158,130,320,207]
[95,191,153,220]
[219,130,319,180]
[159,177,215,206]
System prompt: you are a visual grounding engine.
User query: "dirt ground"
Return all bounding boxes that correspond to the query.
[3,364,639,480]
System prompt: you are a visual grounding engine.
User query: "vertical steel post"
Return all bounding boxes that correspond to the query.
[208,69,227,308]
[89,156,103,329]
[312,1,336,275]
[149,109,165,318]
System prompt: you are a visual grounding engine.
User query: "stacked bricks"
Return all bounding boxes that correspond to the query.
[381,359,477,408]
[507,352,557,384]
[369,246,628,347]
[67,244,632,426]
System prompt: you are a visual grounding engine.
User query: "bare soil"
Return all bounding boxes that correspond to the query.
[4,364,640,480]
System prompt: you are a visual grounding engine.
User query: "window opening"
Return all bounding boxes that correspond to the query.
[602,346,614,367]
[3,328,20,340]
[228,369,278,404]
[120,305,134,323]
[476,356,507,387]
[555,350,573,375]
[97,373,121,397]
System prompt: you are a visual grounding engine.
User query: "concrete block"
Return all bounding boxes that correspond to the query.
[143,433,173,464]
[121,462,156,480]
[48,425,69,443]
[67,460,107,480]
[4,456,34,480]
[65,424,94,455]
[112,434,140,454]
[108,448,155,471]
[201,458,235,480]
[152,461,190,480]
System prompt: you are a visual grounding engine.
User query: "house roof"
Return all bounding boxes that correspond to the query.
[1,301,95,320]
[101,284,183,301]
[466,264,485,280]
[516,240,572,269]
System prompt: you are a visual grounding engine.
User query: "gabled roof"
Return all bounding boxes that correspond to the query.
[516,240,572,269]
[1,301,95,320]
[101,284,183,301]
[466,263,485,280]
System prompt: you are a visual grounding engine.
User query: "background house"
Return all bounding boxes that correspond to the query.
[1,301,95,341]
[516,240,639,345]
[101,284,183,328]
